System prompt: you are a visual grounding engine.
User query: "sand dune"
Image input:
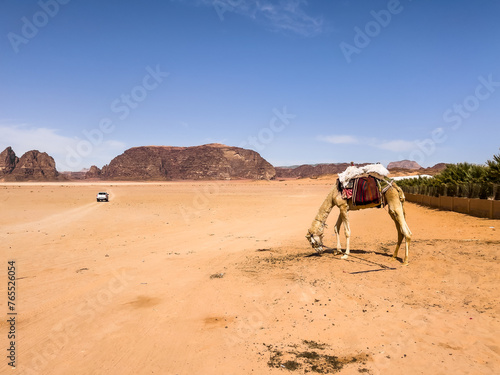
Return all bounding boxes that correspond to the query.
[1,180,499,374]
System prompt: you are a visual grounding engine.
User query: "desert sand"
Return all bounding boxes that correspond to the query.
[1,179,499,374]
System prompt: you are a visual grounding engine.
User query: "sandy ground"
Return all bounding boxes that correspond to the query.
[1,180,499,375]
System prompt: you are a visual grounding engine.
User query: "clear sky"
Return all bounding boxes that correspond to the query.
[1,0,499,171]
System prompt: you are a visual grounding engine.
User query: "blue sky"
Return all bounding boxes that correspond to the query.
[1,0,499,171]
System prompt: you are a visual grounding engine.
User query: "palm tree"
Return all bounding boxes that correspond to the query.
[435,163,487,184]
[486,150,500,183]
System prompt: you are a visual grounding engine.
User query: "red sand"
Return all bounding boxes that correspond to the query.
[1,180,499,374]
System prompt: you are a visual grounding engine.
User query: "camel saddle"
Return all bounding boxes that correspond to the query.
[337,174,383,208]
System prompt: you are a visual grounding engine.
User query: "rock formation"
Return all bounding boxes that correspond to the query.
[275,163,369,179]
[0,147,19,175]
[100,144,275,180]
[420,163,447,175]
[0,145,446,181]
[85,165,102,179]
[5,150,58,181]
[387,160,422,170]
[388,162,446,176]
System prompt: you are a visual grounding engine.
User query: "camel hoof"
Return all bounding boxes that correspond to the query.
[403,261,409,266]
[341,254,348,260]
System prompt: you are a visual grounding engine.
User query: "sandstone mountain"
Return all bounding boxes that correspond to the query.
[275,163,369,179]
[420,163,447,175]
[388,162,447,176]
[0,147,19,175]
[85,165,102,179]
[100,144,275,180]
[3,149,59,181]
[0,145,447,182]
[387,160,422,170]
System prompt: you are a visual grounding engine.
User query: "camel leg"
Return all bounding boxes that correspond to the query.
[390,212,404,260]
[339,206,351,260]
[394,224,404,260]
[401,218,412,265]
[334,213,343,255]
[388,206,412,265]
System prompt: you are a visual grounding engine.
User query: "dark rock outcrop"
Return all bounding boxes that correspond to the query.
[5,150,58,181]
[100,144,275,180]
[0,147,19,175]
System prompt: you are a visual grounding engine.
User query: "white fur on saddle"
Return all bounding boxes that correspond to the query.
[338,164,389,186]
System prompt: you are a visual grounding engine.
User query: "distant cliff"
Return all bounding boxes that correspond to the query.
[0,145,447,181]
[85,165,102,179]
[99,144,276,180]
[387,160,422,170]
[275,163,369,178]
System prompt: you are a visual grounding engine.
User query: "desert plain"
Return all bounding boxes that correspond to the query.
[1,179,499,375]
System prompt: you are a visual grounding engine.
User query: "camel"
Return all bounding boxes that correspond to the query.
[306,177,412,265]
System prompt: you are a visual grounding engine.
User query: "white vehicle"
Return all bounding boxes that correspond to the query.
[96,192,109,202]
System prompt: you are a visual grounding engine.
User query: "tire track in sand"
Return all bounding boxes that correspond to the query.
[1,202,100,235]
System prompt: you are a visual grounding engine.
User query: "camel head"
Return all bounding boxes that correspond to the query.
[306,230,324,253]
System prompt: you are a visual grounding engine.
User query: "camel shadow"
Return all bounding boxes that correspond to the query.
[305,248,389,257]
[304,248,366,258]
[304,247,400,271]
[354,249,399,261]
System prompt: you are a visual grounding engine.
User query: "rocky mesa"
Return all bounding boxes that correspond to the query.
[387,160,422,170]
[100,144,276,180]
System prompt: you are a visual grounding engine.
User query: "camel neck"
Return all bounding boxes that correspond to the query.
[309,190,335,234]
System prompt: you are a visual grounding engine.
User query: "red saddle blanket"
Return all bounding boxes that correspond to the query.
[352,176,381,206]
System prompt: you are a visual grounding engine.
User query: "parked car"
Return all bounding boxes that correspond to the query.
[96,192,109,202]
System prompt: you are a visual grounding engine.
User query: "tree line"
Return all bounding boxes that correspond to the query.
[397,150,500,200]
